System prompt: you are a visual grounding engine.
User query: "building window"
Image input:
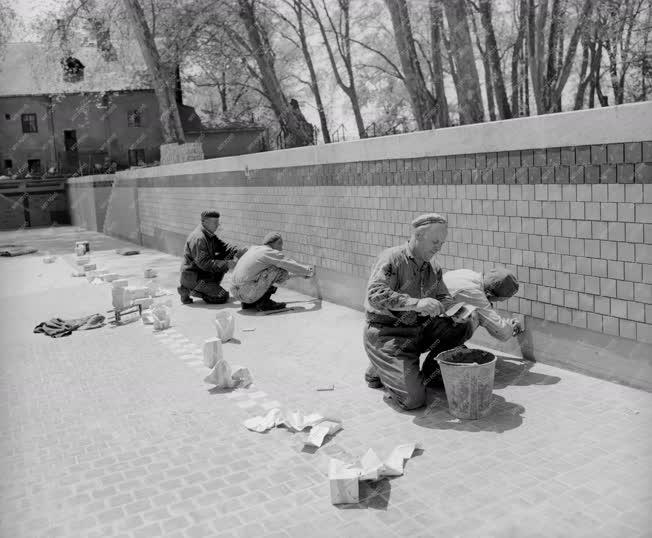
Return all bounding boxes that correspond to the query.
[128,149,145,166]
[127,109,142,127]
[4,113,10,120]
[27,159,41,175]
[4,159,12,171]
[21,113,38,133]
[100,94,110,108]
[61,56,85,82]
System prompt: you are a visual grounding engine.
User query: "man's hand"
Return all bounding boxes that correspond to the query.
[304,266,315,278]
[415,298,444,316]
[226,259,237,270]
[511,319,524,336]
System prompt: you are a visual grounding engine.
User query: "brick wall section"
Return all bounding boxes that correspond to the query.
[159,142,204,165]
[129,140,652,344]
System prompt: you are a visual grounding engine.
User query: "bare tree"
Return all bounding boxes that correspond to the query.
[441,0,484,124]
[274,0,331,142]
[473,0,512,119]
[600,0,647,104]
[383,0,437,130]
[122,0,185,143]
[429,0,449,127]
[304,0,367,138]
[237,0,314,146]
[527,0,595,114]
[510,0,527,116]
[470,9,496,120]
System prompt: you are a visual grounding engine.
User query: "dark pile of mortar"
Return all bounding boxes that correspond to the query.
[441,348,495,365]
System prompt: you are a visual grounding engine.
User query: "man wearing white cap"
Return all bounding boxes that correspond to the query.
[443,267,523,341]
[230,232,314,312]
[363,213,477,410]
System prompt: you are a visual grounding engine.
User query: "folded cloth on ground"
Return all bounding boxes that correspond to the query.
[0,244,38,257]
[116,248,140,256]
[33,313,106,338]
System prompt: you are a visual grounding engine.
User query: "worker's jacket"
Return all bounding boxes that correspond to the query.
[180,225,247,279]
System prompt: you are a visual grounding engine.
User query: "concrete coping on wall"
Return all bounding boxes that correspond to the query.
[107,101,652,181]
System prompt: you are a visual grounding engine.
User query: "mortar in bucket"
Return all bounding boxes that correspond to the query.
[436,346,497,420]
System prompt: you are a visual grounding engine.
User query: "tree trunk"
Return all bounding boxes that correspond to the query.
[429,0,449,127]
[295,0,331,142]
[220,71,228,113]
[175,64,183,104]
[384,0,437,130]
[573,40,590,110]
[122,0,185,143]
[470,12,494,121]
[511,0,527,117]
[441,0,484,124]
[238,0,313,146]
[478,0,511,119]
[307,0,366,138]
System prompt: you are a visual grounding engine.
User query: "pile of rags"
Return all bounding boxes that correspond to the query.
[34,314,106,338]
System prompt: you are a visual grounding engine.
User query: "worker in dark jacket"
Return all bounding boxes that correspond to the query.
[178,210,247,304]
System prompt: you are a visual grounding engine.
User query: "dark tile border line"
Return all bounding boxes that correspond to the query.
[108,141,652,188]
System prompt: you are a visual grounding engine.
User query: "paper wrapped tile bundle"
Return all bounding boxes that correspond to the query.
[203,338,223,368]
[329,459,360,505]
[231,367,253,388]
[144,268,157,278]
[243,409,341,447]
[214,311,235,342]
[151,304,171,330]
[112,284,149,310]
[83,263,96,272]
[76,256,90,266]
[328,443,423,505]
[305,421,342,448]
[203,359,253,389]
[71,270,85,277]
[42,255,56,263]
[102,273,119,282]
[133,297,154,309]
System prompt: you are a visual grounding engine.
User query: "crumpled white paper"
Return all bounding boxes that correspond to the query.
[215,311,235,341]
[243,409,342,447]
[204,359,252,389]
[152,304,171,330]
[305,421,342,448]
[145,280,173,297]
[333,442,423,483]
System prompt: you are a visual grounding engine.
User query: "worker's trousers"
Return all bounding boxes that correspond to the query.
[179,269,229,304]
[363,317,469,410]
[230,266,290,304]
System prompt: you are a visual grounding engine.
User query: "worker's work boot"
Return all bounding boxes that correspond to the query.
[365,364,383,389]
[254,298,286,312]
[177,286,193,304]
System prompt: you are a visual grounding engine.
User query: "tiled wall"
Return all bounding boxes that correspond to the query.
[69,103,652,348]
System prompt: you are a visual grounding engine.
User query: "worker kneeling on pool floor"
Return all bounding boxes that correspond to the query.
[363,213,478,411]
[178,210,248,305]
[443,267,523,342]
[230,232,314,312]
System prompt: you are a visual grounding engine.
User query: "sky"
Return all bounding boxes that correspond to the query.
[8,0,60,41]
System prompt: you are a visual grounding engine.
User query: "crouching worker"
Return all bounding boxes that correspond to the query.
[363,213,477,411]
[443,267,522,341]
[230,232,314,312]
[178,210,248,304]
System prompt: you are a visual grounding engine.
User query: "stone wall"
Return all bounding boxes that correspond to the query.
[68,102,652,390]
[159,142,204,165]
